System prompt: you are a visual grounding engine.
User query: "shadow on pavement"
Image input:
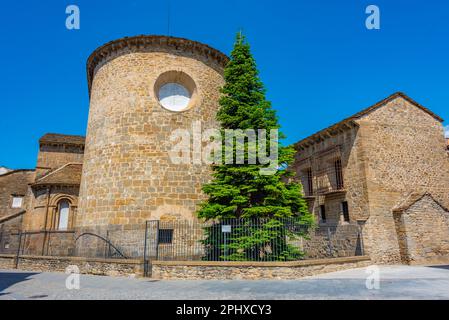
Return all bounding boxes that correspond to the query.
[0,272,39,296]
[427,265,449,270]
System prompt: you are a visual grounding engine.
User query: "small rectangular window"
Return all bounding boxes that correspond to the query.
[306,168,313,196]
[319,205,326,223]
[334,159,344,190]
[158,229,174,244]
[342,201,350,222]
[11,196,23,208]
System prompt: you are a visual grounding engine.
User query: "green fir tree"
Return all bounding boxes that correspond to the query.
[198,32,314,261]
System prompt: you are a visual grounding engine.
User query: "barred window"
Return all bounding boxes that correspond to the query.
[334,159,344,189]
[305,168,313,196]
[158,229,174,244]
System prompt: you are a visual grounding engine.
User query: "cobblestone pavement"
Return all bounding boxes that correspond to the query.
[1,265,448,300]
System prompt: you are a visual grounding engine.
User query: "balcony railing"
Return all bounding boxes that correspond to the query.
[301,160,345,197]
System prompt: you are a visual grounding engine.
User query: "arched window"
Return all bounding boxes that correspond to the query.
[57,200,70,230]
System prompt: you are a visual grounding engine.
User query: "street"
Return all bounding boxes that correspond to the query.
[1,265,448,300]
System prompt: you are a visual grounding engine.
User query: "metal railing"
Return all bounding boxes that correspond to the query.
[143,218,364,263]
[1,219,364,276]
[0,228,142,259]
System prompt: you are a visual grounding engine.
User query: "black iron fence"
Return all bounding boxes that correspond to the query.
[73,226,146,259]
[143,218,364,263]
[0,228,145,259]
[1,219,364,271]
[0,230,76,257]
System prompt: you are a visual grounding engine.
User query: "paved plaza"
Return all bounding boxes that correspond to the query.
[1,265,448,300]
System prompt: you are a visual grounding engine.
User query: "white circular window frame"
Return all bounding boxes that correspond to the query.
[154,71,199,113]
[158,83,191,112]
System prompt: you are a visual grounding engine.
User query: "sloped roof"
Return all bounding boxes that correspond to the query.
[393,193,449,213]
[0,166,11,175]
[0,210,26,224]
[295,92,444,149]
[0,169,35,178]
[39,133,85,146]
[32,163,83,187]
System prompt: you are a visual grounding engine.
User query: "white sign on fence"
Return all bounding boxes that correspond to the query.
[222,225,232,233]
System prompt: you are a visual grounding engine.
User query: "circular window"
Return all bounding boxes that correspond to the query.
[155,71,198,112]
[158,83,191,112]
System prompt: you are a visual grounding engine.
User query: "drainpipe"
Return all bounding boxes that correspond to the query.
[356,219,367,256]
[41,186,52,255]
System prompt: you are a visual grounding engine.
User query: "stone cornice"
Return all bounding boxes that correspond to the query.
[86,35,230,96]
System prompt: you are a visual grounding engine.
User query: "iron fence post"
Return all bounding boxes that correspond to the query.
[155,220,160,261]
[15,231,23,269]
[46,231,51,256]
[224,231,227,262]
[0,224,3,248]
[357,222,365,256]
[327,227,334,257]
[105,230,110,259]
[143,221,148,277]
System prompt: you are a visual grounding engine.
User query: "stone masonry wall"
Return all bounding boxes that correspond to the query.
[23,186,79,231]
[0,170,35,220]
[294,95,449,265]
[394,195,449,265]
[301,223,364,259]
[293,126,370,225]
[151,256,371,280]
[77,39,226,232]
[36,144,84,179]
[0,170,35,253]
[0,254,142,277]
[0,219,21,254]
[292,125,371,259]
[0,255,15,269]
[358,97,449,263]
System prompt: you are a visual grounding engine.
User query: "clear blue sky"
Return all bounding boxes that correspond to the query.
[1,0,448,169]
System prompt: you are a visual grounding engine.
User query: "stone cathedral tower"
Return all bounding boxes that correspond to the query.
[77,36,228,233]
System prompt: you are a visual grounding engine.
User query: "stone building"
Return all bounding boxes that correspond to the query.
[0,133,84,255]
[78,35,227,230]
[0,35,228,258]
[0,167,12,175]
[293,92,449,264]
[0,169,35,252]
[24,133,84,232]
[0,35,448,266]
